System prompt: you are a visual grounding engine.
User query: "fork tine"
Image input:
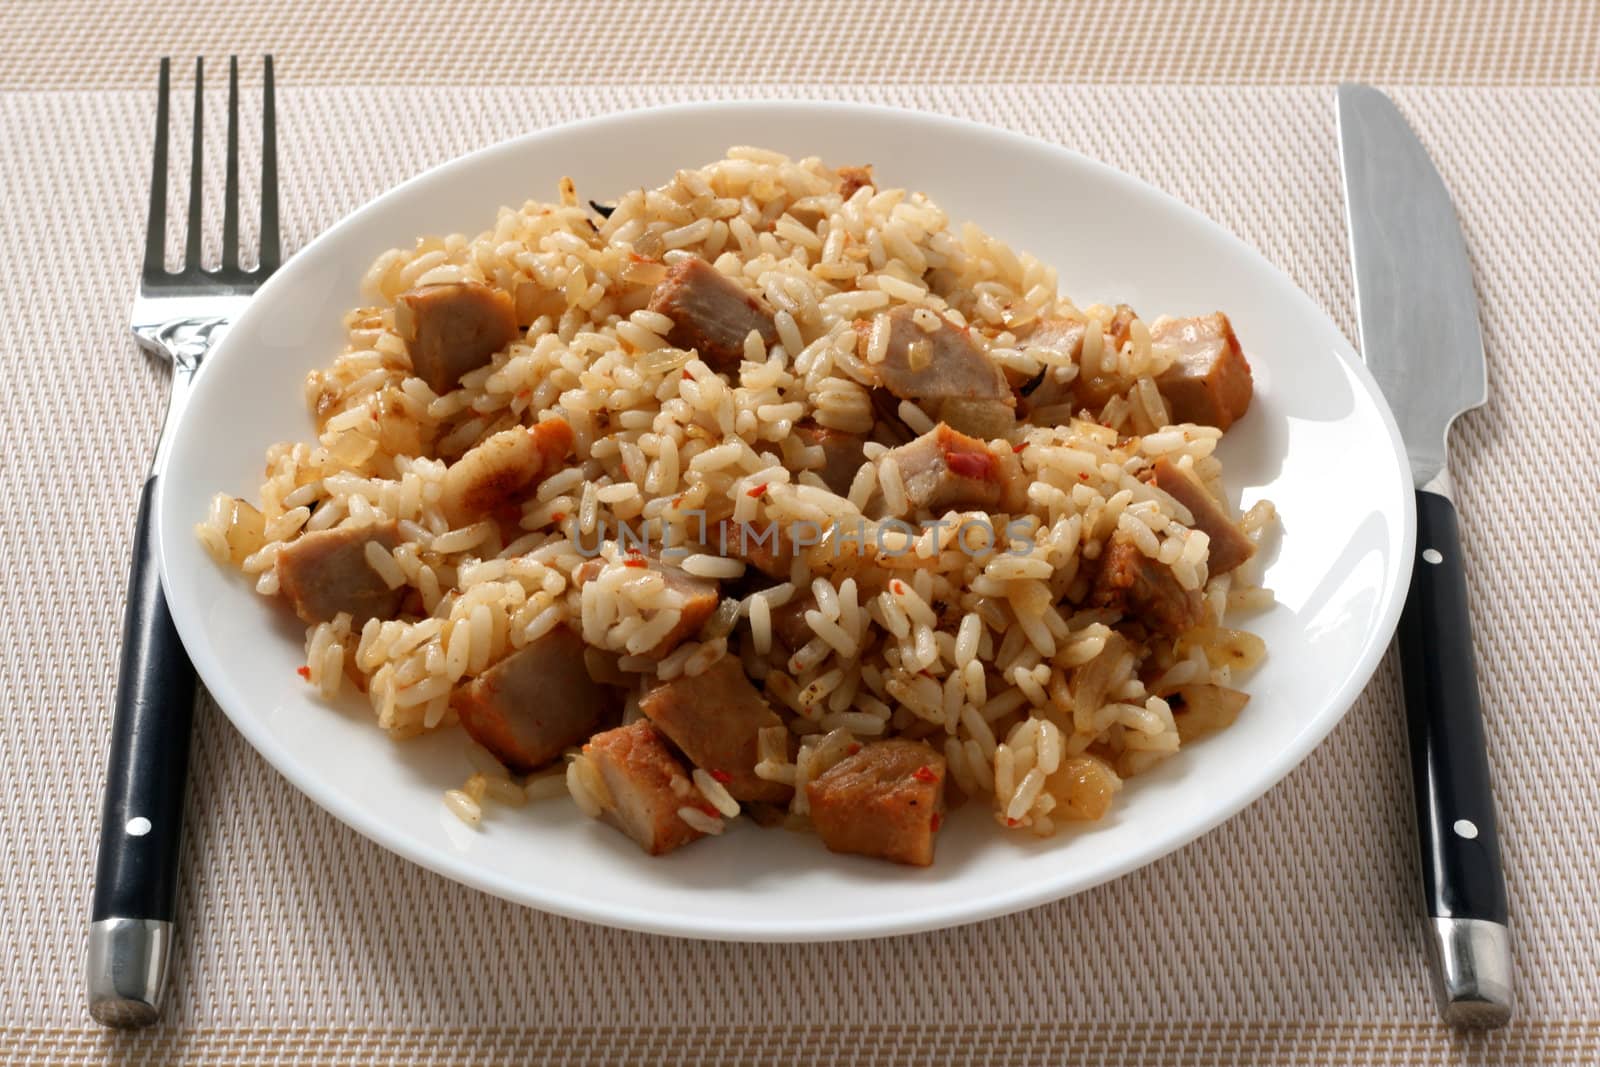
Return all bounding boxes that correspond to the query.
[258,54,280,274]
[183,57,205,272]
[221,56,240,273]
[142,58,170,276]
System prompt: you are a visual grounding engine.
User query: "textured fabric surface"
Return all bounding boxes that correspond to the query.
[3,0,1600,90]
[3,83,1598,1065]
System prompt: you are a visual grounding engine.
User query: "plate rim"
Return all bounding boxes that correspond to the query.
[157,98,1416,941]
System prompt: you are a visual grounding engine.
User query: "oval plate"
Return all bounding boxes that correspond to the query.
[158,101,1413,941]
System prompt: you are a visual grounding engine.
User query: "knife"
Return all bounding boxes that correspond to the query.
[1336,84,1512,1028]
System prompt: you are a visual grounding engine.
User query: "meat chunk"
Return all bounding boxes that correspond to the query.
[1090,536,1205,634]
[768,595,817,654]
[647,257,778,371]
[1017,315,1086,412]
[639,656,792,804]
[806,740,946,866]
[1151,456,1255,576]
[394,282,520,395]
[583,720,706,855]
[276,521,405,625]
[863,306,1014,437]
[454,626,619,774]
[717,520,793,580]
[439,419,575,526]
[883,424,1004,514]
[1063,305,1140,413]
[1152,313,1253,430]
[837,164,875,199]
[795,421,867,496]
[574,555,721,657]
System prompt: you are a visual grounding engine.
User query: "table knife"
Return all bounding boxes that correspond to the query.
[1336,84,1512,1028]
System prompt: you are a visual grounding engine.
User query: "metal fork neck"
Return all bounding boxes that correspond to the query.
[135,310,240,475]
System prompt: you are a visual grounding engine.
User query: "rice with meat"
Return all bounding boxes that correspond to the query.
[198,147,1273,862]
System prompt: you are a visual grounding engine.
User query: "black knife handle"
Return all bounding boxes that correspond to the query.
[91,474,196,923]
[1398,488,1507,924]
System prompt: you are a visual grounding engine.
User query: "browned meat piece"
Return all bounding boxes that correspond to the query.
[1090,536,1205,634]
[795,421,866,496]
[883,424,1004,513]
[574,555,721,657]
[806,740,946,866]
[1150,456,1255,576]
[863,306,1015,436]
[276,521,405,625]
[647,257,778,371]
[1152,313,1253,430]
[583,720,706,855]
[454,626,619,774]
[1066,304,1140,413]
[768,595,817,654]
[1017,315,1086,412]
[394,282,520,395]
[717,520,793,580]
[837,164,875,199]
[639,656,792,804]
[440,418,575,526]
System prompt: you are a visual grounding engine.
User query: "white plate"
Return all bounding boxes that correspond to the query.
[158,101,1413,941]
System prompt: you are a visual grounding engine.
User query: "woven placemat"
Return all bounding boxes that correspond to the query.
[2,83,1597,1065]
[2,0,1600,89]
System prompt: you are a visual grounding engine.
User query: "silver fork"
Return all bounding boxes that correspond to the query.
[87,54,279,1030]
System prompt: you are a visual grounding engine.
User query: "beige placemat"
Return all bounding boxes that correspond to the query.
[3,0,1600,90]
[3,83,1598,1065]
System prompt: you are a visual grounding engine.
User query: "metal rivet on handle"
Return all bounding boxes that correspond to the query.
[1423,548,1443,564]
[1453,819,1479,840]
[125,817,152,837]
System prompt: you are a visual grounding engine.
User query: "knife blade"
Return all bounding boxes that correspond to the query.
[1337,84,1512,1028]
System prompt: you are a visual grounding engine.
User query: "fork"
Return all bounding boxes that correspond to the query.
[86,54,279,1029]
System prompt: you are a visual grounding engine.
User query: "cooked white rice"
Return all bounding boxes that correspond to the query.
[198,147,1274,840]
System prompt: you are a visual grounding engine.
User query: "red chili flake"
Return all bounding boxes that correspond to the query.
[515,388,532,400]
[912,765,938,784]
[296,666,311,680]
[550,512,567,523]
[846,743,862,756]
[930,812,943,832]
[1012,443,1026,453]
[709,769,732,784]
[891,580,907,595]
[1078,472,1091,481]
[682,370,694,381]
[1006,817,1021,827]
[623,556,648,568]
[699,802,720,817]
[746,483,769,498]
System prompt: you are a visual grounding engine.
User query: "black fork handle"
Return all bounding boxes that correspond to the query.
[92,474,195,924]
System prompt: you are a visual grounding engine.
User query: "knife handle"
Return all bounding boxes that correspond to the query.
[88,474,196,1027]
[1398,487,1512,1026]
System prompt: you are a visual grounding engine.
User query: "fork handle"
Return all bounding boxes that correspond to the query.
[87,474,195,1027]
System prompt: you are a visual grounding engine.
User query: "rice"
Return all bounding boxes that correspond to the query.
[204,147,1275,855]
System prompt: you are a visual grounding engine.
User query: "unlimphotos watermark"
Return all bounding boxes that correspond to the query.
[571,510,1036,560]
